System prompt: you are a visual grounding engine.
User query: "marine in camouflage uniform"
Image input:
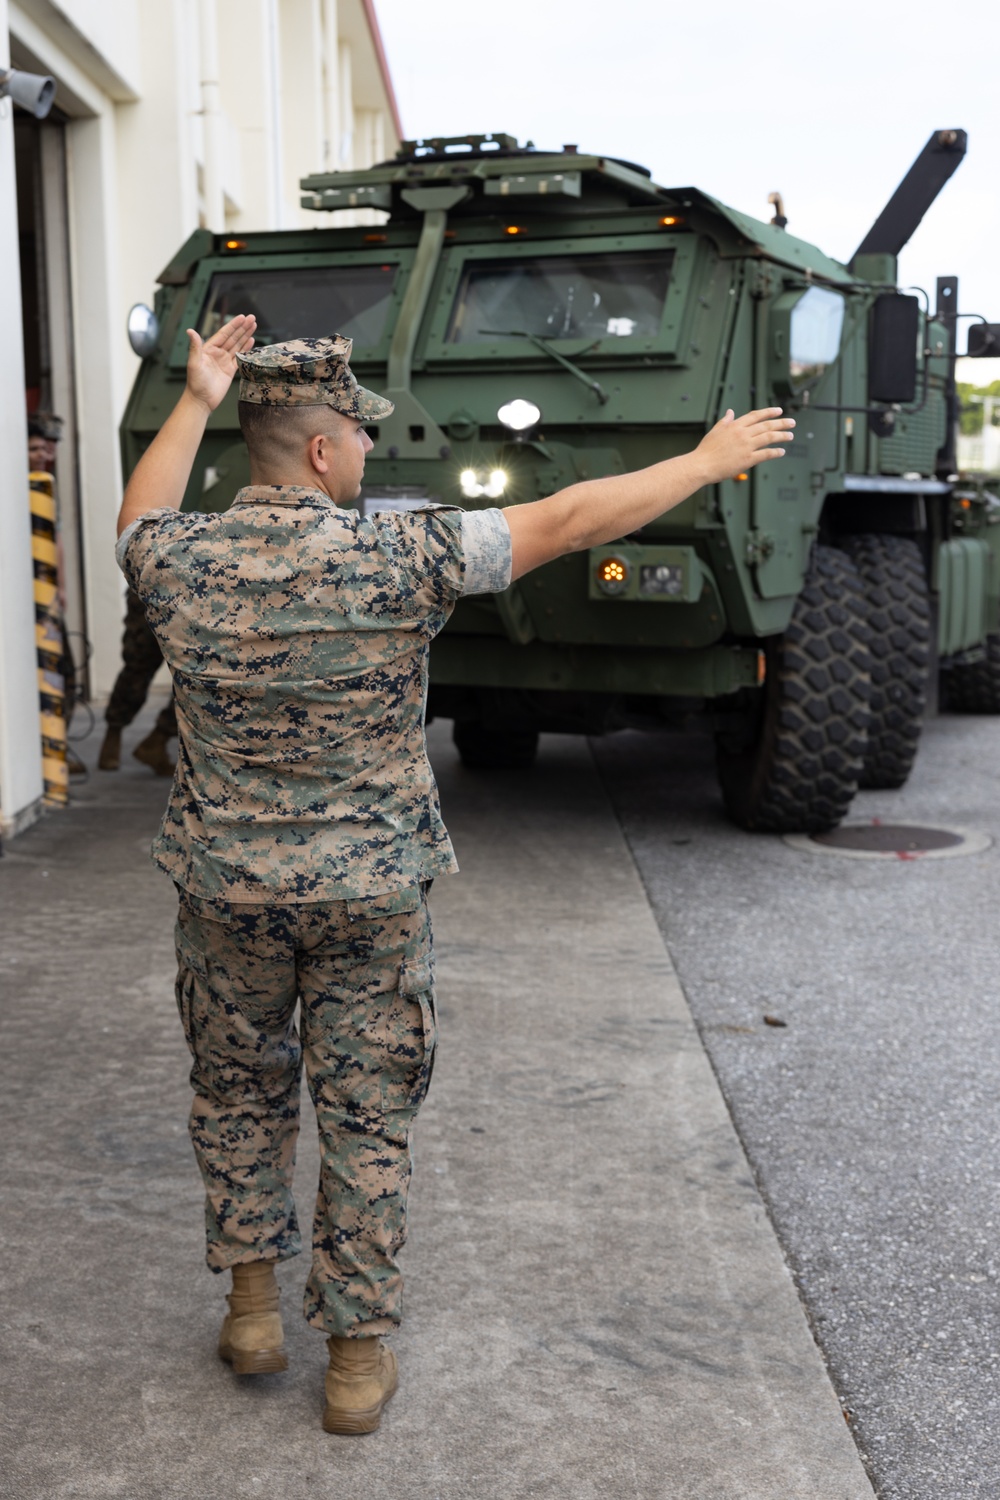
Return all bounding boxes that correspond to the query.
[99,590,178,775]
[114,314,793,1433]
[115,326,511,1429]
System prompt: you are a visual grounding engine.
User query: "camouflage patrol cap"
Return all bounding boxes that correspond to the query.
[236,334,394,419]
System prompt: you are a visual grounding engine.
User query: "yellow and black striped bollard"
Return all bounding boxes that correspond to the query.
[29,471,68,807]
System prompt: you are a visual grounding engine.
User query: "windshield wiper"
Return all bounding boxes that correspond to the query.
[478,329,609,405]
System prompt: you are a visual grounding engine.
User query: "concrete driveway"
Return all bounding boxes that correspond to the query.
[0,699,873,1499]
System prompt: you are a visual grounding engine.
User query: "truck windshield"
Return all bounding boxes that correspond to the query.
[446,250,674,345]
[197,264,397,347]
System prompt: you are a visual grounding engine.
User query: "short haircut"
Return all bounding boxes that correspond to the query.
[238,400,342,466]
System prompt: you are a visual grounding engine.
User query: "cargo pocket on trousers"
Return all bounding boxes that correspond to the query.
[384,956,437,1111]
[174,930,208,1059]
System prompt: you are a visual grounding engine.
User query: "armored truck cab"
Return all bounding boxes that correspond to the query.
[122,129,1000,832]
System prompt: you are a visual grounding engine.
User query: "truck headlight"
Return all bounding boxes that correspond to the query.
[460,467,508,500]
[497,399,541,433]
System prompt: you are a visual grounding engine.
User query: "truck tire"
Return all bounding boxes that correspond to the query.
[453,721,540,769]
[715,545,871,833]
[941,633,1000,713]
[839,534,930,789]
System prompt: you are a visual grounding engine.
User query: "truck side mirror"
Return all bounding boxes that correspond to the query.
[967,322,1000,358]
[869,293,919,404]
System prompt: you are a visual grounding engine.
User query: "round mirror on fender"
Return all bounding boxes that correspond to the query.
[127,304,160,359]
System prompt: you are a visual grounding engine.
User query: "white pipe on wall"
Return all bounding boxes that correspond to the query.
[322,0,339,172]
[372,108,385,168]
[0,0,45,834]
[338,38,352,169]
[198,0,225,231]
[266,0,284,227]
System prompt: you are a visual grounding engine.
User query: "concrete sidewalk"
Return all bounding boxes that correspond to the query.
[0,699,873,1499]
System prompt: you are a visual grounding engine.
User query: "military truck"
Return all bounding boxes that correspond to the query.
[122,129,1000,832]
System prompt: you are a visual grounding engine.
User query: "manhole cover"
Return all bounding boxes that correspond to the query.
[783,822,992,861]
[817,824,963,853]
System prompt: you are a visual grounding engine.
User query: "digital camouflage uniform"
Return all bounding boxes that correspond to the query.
[104,588,178,738]
[116,335,512,1337]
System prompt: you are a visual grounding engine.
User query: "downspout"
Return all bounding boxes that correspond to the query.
[198,0,225,232]
[266,0,285,226]
[322,0,340,171]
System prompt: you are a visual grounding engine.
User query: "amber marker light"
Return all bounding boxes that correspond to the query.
[224,239,246,251]
[660,215,683,227]
[505,225,523,235]
[757,651,767,685]
[595,554,631,595]
[736,472,749,481]
[364,233,388,243]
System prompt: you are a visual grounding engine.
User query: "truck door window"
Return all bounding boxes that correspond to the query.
[789,286,845,389]
[198,264,397,348]
[446,251,674,345]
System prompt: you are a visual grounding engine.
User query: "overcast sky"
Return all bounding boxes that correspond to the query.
[375,0,999,361]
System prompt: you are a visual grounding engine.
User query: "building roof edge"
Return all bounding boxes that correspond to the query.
[361,0,403,142]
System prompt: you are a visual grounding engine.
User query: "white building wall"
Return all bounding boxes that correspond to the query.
[69,106,131,705]
[0,0,45,836]
[218,0,283,230]
[277,0,325,228]
[23,0,141,96]
[0,0,401,836]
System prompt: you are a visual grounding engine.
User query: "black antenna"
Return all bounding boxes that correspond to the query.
[852,130,967,265]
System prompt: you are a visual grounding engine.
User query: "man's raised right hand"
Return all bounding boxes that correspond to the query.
[185,313,257,413]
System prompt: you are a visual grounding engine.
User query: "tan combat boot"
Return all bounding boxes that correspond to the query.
[133,727,175,776]
[323,1334,398,1435]
[98,727,121,770]
[218,1261,288,1375]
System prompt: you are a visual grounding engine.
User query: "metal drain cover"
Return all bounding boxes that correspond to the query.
[784,822,992,861]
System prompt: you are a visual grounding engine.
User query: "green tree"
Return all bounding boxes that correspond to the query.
[957,380,1000,436]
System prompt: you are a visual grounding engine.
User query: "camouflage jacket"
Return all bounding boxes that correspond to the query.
[116,486,511,902]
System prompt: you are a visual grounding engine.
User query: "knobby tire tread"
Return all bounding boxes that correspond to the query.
[716,545,872,833]
[839,534,930,789]
[942,633,1000,714]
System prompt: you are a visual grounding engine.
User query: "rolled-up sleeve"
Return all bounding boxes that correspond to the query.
[115,508,176,592]
[114,519,144,572]
[460,508,512,596]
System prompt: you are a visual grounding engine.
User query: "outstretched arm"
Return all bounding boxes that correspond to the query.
[116,314,256,538]
[503,407,794,581]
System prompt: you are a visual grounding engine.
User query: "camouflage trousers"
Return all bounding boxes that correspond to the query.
[173,883,436,1337]
[105,588,177,736]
